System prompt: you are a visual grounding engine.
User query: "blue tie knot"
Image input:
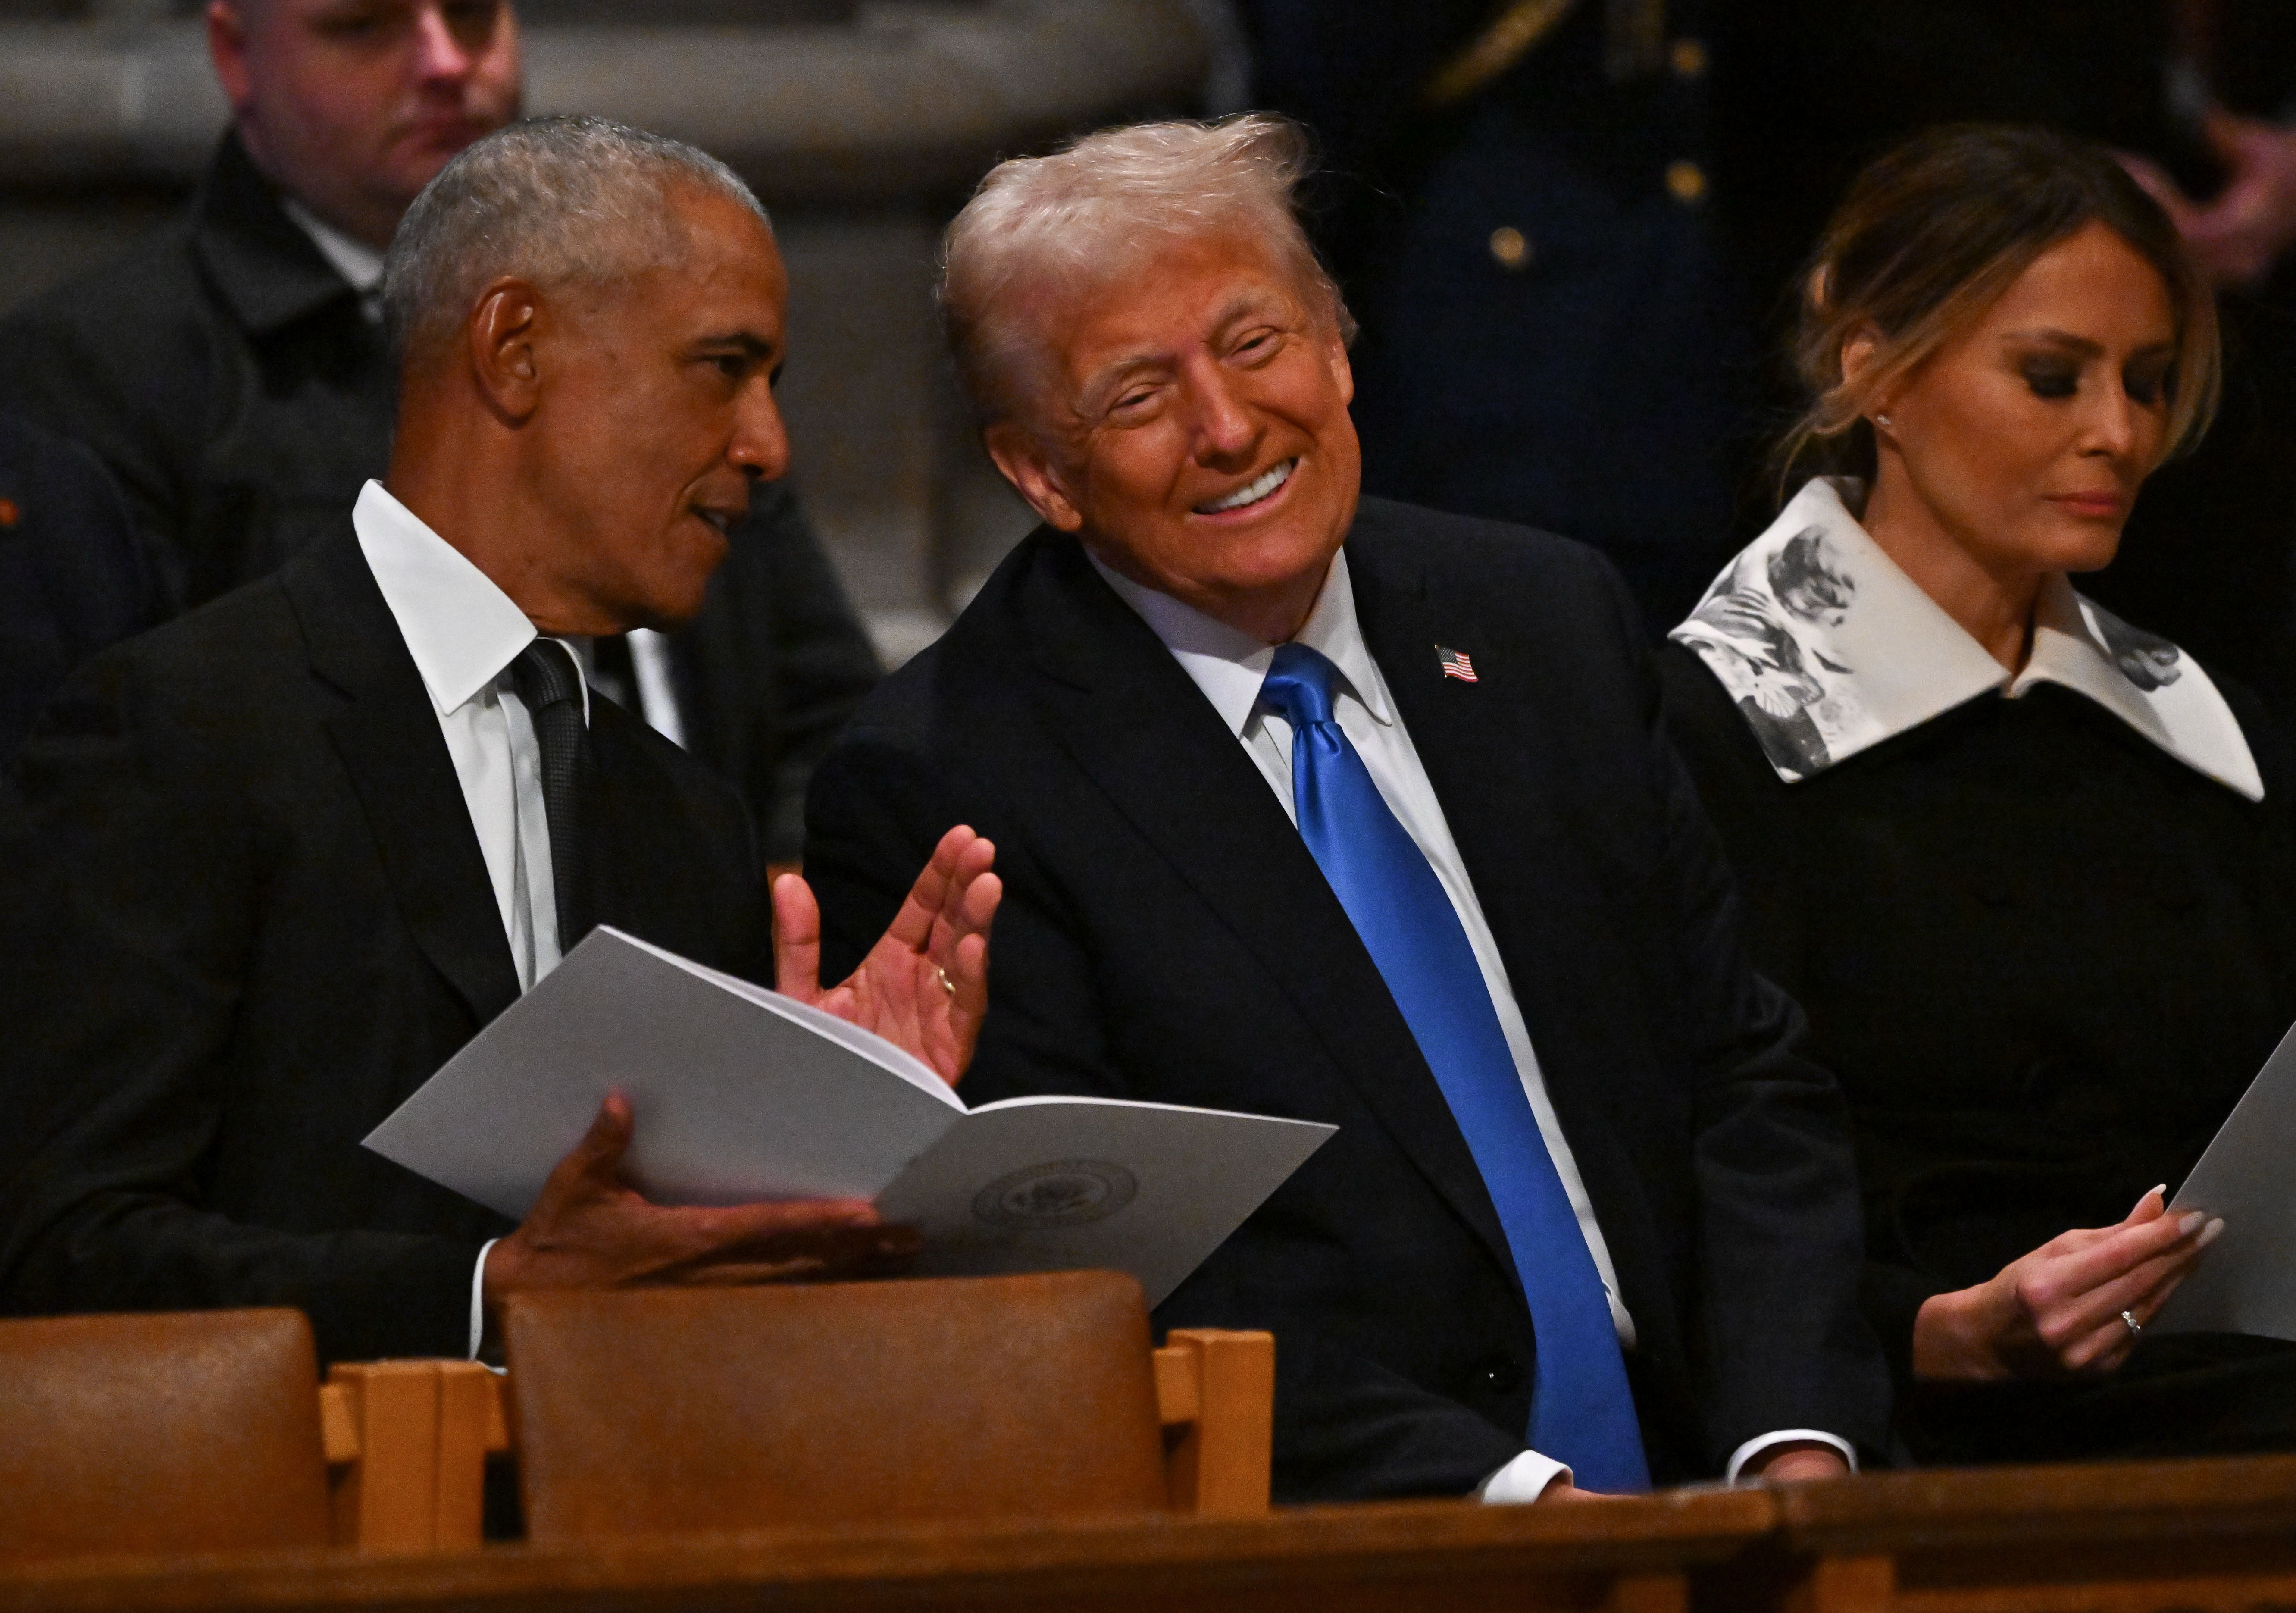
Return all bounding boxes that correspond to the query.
[1261,642,1342,732]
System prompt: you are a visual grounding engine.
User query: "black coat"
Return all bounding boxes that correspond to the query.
[0,529,766,1366]
[804,498,1891,1501]
[0,412,163,760]
[1660,642,2296,1458]
[0,134,879,861]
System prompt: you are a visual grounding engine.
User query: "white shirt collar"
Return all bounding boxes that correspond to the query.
[1089,546,1396,733]
[353,479,575,720]
[1670,477,2263,799]
[280,197,388,294]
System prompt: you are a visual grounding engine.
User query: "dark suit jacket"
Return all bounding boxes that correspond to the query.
[0,528,766,1366]
[0,133,880,861]
[805,498,1891,1501]
[0,412,163,760]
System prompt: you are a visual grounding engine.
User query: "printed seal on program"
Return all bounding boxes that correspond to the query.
[972,1160,1139,1229]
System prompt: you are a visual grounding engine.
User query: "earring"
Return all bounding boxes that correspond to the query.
[1874,413,1894,427]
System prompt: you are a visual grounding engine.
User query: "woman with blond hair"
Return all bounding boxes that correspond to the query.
[1663,123,2296,1463]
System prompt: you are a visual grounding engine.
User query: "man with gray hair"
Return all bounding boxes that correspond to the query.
[807,114,1888,1501]
[0,117,998,1366]
[0,0,880,868]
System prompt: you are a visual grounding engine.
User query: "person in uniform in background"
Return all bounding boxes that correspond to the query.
[1235,0,1736,631]
[0,0,879,863]
[0,413,163,761]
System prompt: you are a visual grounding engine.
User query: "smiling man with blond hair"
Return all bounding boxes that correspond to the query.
[807,113,1890,1504]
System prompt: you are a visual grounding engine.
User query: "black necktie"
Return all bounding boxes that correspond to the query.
[510,639,597,952]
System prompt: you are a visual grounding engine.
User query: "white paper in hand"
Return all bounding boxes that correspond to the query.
[2158,1017,2296,1340]
[363,928,1333,1305]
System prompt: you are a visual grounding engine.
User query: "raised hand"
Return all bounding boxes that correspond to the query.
[771,824,1001,1086]
[481,1094,923,1341]
[1912,1187,2223,1381]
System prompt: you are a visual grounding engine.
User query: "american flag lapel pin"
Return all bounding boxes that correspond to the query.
[1436,645,1478,683]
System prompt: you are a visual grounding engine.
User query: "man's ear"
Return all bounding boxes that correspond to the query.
[467,280,544,426]
[205,1,254,117]
[983,421,1085,534]
[1325,326,1355,408]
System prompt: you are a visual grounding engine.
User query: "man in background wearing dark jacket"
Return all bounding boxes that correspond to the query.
[0,0,879,862]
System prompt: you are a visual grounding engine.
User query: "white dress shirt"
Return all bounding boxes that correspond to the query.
[282,202,694,751]
[282,197,386,321]
[1093,548,1853,1498]
[354,479,583,1354]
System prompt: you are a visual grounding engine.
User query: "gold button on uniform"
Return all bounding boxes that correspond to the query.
[1487,225,1533,271]
[1665,160,1708,204]
[1669,37,1707,79]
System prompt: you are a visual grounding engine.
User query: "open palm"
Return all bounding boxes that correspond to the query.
[772,824,1001,1085]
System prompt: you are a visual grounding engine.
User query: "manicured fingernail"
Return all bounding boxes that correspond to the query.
[2199,1218,2226,1248]
[2180,1211,2207,1237]
[2148,1184,2168,1200]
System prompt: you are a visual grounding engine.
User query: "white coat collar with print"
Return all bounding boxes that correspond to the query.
[1668,477,2263,799]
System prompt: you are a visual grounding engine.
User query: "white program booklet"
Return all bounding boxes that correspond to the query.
[2158,1017,2296,1339]
[363,928,1334,1306]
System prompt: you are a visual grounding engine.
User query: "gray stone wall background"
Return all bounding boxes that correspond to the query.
[0,0,1223,664]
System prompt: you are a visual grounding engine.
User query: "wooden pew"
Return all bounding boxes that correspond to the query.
[0,1488,1778,1613]
[394,1328,1280,1546]
[1771,1453,2296,1613]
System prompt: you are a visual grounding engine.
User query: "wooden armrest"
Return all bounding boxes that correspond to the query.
[321,1361,507,1553]
[1154,1330,1274,1517]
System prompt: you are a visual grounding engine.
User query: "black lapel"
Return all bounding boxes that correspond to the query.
[280,528,522,1027]
[188,133,365,337]
[1010,535,1517,1282]
[1349,517,1674,1334]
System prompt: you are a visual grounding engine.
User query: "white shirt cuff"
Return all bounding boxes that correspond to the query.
[1723,1428,1857,1484]
[468,1239,498,1360]
[1476,1450,1573,1503]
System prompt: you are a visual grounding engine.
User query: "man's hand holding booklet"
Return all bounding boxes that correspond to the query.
[366,928,1333,1307]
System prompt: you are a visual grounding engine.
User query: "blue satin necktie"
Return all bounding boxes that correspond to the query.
[1259,642,1649,1492]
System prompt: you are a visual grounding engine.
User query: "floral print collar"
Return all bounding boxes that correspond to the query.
[1669,478,2263,799]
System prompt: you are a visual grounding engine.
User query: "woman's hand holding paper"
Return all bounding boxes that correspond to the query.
[1913,1187,2224,1381]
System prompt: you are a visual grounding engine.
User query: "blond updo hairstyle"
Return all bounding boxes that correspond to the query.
[1779,124,2221,492]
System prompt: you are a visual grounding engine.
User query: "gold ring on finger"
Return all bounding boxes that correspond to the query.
[935,965,958,997]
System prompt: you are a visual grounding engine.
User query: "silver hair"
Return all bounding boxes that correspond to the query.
[938,113,1354,428]
[383,114,769,362]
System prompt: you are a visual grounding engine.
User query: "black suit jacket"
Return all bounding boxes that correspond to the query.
[0,412,163,760]
[0,529,766,1366]
[805,498,1891,1500]
[0,134,880,861]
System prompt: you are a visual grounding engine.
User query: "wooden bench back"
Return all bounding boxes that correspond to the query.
[500,1271,1174,1543]
[0,1309,332,1565]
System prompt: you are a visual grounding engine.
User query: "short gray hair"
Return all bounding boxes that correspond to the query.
[938,113,1353,428]
[383,115,769,362]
